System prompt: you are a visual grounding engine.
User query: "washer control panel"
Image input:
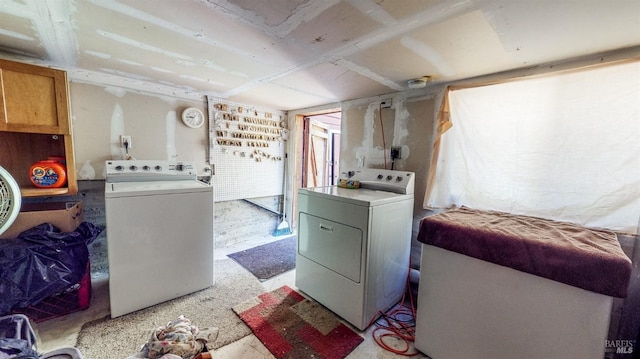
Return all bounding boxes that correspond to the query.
[105,160,197,182]
[341,169,415,194]
[376,173,407,182]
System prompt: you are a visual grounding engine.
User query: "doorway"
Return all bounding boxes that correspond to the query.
[302,112,341,188]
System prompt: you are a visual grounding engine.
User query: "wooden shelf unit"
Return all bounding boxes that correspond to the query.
[0,59,76,197]
[0,132,77,197]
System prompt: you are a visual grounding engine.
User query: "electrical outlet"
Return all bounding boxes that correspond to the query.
[390,146,401,160]
[380,100,392,109]
[120,135,132,148]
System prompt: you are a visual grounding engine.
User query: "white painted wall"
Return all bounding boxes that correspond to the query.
[339,93,439,267]
[68,81,283,249]
[69,82,210,179]
[67,49,637,264]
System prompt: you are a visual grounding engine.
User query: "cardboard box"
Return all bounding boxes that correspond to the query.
[0,200,83,239]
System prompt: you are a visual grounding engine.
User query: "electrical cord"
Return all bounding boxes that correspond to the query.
[379,102,387,170]
[121,141,136,160]
[369,263,420,356]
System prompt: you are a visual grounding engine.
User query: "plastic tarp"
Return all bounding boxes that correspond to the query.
[0,222,102,315]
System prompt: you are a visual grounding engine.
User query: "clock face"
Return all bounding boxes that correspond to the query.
[181,107,205,128]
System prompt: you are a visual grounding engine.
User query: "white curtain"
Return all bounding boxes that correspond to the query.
[425,60,640,234]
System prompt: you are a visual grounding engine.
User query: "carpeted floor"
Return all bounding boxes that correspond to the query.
[227,235,296,281]
[75,258,264,358]
[233,285,364,359]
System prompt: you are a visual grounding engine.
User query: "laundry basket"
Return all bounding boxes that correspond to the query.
[0,314,84,359]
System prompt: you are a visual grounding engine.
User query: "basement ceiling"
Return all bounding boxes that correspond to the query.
[0,0,639,111]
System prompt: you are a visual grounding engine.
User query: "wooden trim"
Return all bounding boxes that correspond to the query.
[64,134,77,195]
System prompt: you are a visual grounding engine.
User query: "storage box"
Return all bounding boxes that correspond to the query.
[0,200,83,239]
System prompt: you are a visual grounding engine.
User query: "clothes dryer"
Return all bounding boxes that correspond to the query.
[296,169,414,330]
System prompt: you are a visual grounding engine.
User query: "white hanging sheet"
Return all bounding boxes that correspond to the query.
[425,61,640,234]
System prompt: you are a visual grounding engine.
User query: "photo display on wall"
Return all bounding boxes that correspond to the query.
[207,96,288,202]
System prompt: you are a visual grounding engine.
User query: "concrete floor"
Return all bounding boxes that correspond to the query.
[33,233,428,358]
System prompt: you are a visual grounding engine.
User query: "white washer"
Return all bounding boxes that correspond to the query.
[105,160,214,318]
[296,169,414,330]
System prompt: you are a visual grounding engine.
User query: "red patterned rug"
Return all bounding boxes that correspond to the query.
[233,285,364,359]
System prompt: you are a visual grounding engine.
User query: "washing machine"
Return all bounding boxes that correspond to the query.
[105,160,214,318]
[296,168,414,330]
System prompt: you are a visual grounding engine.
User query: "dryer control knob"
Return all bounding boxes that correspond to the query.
[386,175,393,181]
[377,174,383,179]
[155,165,163,171]
[142,165,151,171]
[396,176,403,182]
[129,165,138,171]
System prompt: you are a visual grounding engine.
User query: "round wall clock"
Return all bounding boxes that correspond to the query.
[181,107,205,128]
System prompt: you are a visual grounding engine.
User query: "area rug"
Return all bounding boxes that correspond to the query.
[227,236,296,281]
[75,258,264,358]
[233,285,364,359]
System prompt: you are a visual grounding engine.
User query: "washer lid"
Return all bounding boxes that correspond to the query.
[299,186,412,206]
[106,180,211,197]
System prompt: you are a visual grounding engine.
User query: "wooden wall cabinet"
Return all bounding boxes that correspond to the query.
[0,59,77,197]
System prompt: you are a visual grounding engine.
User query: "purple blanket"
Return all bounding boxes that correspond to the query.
[417,207,632,298]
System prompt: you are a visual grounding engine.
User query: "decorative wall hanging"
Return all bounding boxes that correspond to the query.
[207,96,287,202]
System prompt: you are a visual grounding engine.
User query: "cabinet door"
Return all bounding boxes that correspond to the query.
[0,60,70,134]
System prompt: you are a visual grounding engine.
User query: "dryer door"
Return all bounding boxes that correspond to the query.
[298,213,363,283]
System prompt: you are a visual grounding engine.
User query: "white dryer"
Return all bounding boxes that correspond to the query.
[296,168,414,330]
[105,160,214,318]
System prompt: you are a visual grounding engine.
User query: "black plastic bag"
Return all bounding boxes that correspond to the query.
[0,222,103,315]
